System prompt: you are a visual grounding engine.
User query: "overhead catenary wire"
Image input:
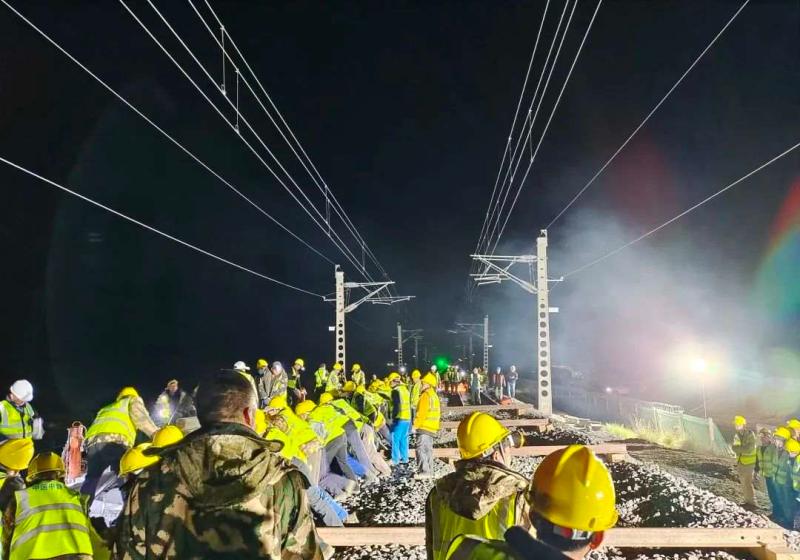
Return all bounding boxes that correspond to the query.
[563,139,800,278]
[0,0,336,267]
[0,155,326,298]
[119,0,375,283]
[189,0,394,287]
[545,0,750,230]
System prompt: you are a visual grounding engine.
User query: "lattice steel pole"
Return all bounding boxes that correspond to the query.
[335,266,346,372]
[483,315,489,372]
[396,322,404,369]
[536,231,552,415]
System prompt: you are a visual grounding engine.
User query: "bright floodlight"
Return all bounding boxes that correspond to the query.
[605,386,613,394]
[691,357,708,373]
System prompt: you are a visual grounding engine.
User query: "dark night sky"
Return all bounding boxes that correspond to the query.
[0,1,797,419]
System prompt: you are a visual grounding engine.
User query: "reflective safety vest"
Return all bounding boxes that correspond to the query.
[0,400,35,440]
[733,430,757,465]
[351,370,366,387]
[792,455,800,492]
[308,405,347,444]
[392,385,411,421]
[415,388,441,433]
[287,369,300,389]
[330,399,365,429]
[410,381,422,408]
[775,450,792,486]
[282,410,322,451]
[314,368,328,390]
[445,534,516,560]
[10,481,92,560]
[325,371,342,393]
[264,426,306,463]
[429,488,519,560]
[758,444,778,478]
[85,397,136,446]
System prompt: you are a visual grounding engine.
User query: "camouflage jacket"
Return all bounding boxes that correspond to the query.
[115,422,326,559]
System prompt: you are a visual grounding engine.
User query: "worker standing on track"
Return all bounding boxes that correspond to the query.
[253,358,270,405]
[413,373,441,480]
[152,379,190,427]
[0,380,43,443]
[289,358,306,406]
[313,364,329,402]
[444,445,618,560]
[773,429,794,527]
[469,368,481,405]
[506,366,518,399]
[81,387,158,504]
[410,370,422,423]
[388,372,411,468]
[425,412,527,560]
[351,363,366,388]
[326,363,343,393]
[731,415,757,509]
[260,360,289,406]
[757,427,779,519]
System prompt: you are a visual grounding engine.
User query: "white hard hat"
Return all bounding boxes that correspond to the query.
[233,361,250,372]
[9,380,33,403]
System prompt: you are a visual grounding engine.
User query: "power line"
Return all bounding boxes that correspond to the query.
[190,0,393,287]
[120,0,375,283]
[489,0,603,255]
[0,0,336,267]
[545,0,750,229]
[563,139,800,278]
[0,155,326,298]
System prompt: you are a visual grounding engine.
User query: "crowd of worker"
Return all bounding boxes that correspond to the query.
[0,364,791,559]
[733,415,800,530]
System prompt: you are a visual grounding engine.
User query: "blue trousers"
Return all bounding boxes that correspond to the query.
[391,420,410,463]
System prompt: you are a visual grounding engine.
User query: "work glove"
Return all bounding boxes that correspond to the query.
[32,417,45,440]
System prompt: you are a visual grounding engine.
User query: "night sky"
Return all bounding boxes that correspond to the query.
[0,1,797,420]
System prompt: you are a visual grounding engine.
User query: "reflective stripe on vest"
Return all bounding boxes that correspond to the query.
[430,489,517,560]
[0,401,34,439]
[445,535,516,560]
[419,388,441,432]
[85,397,136,446]
[733,431,757,465]
[315,369,328,389]
[11,481,92,560]
[393,385,411,421]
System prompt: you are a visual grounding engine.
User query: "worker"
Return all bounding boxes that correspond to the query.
[426,412,526,560]
[116,372,325,558]
[253,358,270,405]
[233,360,259,398]
[0,439,34,515]
[81,387,158,503]
[506,365,519,399]
[319,393,376,481]
[468,368,481,405]
[287,358,305,406]
[0,380,43,442]
[773,430,794,527]
[297,400,360,483]
[348,382,390,445]
[326,363,343,393]
[429,364,440,389]
[410,370,422,423]
[492,367,506,400]
[312,364,329,402]
[259,360,289,406]
[782,438,800,528]
[351,363,366,388]
[789,439,800,529]
[445,445,617,560]
[152,379,191,427]
[732,415,757,509]
[3,451,109,560]
[388,372,411,467]
[413,373,441,480]
[788,419,800,440]
[757,427,779,520]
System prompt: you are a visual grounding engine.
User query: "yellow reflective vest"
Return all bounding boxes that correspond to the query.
[10,480,93,560]
[410,381,422,409]
[351,370,366,387]
[85,397,137,446]
[329,399,365,430]
[308,405,347,444]
[414,388,440,433]
[732,429,757,466]
[428,488,519,560]
[0,401,34,440]
[392,385,411,421]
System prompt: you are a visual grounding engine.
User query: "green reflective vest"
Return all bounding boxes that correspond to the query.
[308,405,347,444]
[330,399,365,429]
[314,368,328,390]
[0,401,34,440]
[410,381,422,408]
[11,480,92,560]
[445,535,517,560]
[774,450,792,486]
[85,397,136,446]
[732,429,757,465]
[758,444,778,478]
[393,385,411,421]
[428,487,518,560]
[264,427,303,463]
[351,370,366,387]
[282,409,321,450]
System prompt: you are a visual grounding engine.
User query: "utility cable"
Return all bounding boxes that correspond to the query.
[489,0,603,255]
[1,0,337,266]
[0,155,326,298]
[545,0,750,229]
[563,139,800,278]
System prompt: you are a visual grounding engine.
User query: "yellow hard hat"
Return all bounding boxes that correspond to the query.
[295,400,316,416]
[254,408,268,436]
[295,358,305,367]
[117,386,139,400]
[787,419,800,431]
[119,443,158,476]
[333,363,343,371]
[787,439,800,454]
[152,425,184,448]
[355,385,366,394]
[319,392,334,405]
[27,451,65,483]
[733,415,746,427]
[256,358,268,369]
[0,438,34,471]
[386,372,402,384]
[351,363,361,372]
[269,395,288,410]
[775,427,792,440]
[343,381,356,393]
[528,445,618,533]
[457,412,512,460]
[421,373,438,387]
[411,370,421,380]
